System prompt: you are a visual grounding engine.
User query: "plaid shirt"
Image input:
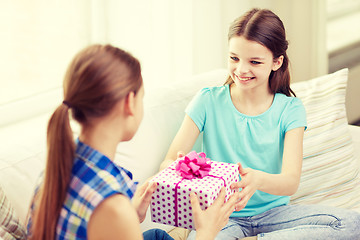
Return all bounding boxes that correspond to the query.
[27,140,138,239]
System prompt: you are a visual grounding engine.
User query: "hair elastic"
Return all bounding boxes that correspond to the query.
[62,100,71,108]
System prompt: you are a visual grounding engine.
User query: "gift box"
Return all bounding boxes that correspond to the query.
[149,151,239,230]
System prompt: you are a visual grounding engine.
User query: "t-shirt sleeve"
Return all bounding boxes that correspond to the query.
[185,88,210,132]
[283,97,307,132]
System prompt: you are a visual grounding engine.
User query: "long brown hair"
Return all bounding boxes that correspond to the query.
[30,44,142,240]
[225,8,295,97]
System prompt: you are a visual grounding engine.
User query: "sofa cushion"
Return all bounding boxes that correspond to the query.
[0,114,49,224]
[0,186,26,240]
[290,68,360,211]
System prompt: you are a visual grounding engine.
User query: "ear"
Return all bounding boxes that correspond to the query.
[124,91,136,116]
[272,55,284,71]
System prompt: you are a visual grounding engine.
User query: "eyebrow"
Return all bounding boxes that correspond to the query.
[229,52,265,60]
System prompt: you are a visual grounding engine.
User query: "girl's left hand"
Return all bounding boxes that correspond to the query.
[132,181,158,223]
[230,163,262,211]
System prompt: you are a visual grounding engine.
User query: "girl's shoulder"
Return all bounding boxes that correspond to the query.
[87,194,142,239]
[275,93,304,107]
[197,85,228,99]
[274,93,306,119]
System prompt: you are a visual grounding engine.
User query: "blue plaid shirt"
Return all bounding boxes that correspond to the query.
[27,140,138,239]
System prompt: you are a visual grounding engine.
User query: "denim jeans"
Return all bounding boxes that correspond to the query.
[187,204,360,240]
[143,228,174,240]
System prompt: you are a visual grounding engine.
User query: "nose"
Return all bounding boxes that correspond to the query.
[235,60,249,75]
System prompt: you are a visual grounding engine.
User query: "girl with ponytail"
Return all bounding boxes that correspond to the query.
[162,8,360,239]
[27,44,238,240]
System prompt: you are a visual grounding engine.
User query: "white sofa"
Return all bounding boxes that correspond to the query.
[1,68,360,240]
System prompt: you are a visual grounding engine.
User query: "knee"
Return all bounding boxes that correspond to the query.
[349,211,360,231]
[336,210,360,237]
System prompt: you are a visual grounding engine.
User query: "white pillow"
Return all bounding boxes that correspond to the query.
[0,113,49,224]
[290,68,360,211]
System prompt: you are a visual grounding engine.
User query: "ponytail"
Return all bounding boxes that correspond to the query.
[30,103,74,240]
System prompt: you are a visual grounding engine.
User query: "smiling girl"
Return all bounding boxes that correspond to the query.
[161,8,360,239]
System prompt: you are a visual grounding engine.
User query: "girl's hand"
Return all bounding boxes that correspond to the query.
[190,188,239,240]
[132,181,157,223]
[176,151,185,159]
[230,163,262,211]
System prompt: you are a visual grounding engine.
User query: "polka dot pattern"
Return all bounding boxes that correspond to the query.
[149,160,239,229]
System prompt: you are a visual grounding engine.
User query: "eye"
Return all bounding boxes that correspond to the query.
[230,56,239,61]
[250,60,262,65]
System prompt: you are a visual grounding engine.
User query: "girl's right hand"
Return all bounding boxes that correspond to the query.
[190,187,239,240]
[176,151,185,159]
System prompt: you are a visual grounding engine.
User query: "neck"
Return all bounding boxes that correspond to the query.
[79,121,121,160]
[232,82,272,101]
[230,83,274,115]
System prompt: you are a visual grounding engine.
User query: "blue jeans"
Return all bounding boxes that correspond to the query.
[187,204,360,239]
[143,228,174,240]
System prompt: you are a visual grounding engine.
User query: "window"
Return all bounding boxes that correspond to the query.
[0,0,233,126]
[326,0,360,59]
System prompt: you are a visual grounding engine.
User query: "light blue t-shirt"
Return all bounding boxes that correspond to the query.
[186,85,307,217]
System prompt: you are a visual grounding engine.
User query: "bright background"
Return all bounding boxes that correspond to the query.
[0,0,359,126]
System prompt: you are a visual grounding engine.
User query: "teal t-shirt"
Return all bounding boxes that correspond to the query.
[185,85,307,217]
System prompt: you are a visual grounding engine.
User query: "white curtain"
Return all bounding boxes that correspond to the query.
[0,0,327,126]
[0,0,238,126]
[90,0,243,89]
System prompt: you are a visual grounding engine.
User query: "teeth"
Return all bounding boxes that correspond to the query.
[236,75,253,81]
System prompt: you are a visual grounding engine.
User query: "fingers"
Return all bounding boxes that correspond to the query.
[237,162,250,176]
[223,191,239,213]
[234,189,249,211]
[136,181,149,196]
[230,180,245,191]
[191,187,245,217]
[190,192,201,214]
[215,191,239,228]
[237,163,243,174]
[144,182,158,198]
[137,181,157,200]
[211,187,226,207]
[227,191,240,205]
[177,151,185,158]
[234,197,247,211]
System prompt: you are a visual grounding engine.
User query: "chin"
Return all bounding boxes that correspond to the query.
[121,132,136,142]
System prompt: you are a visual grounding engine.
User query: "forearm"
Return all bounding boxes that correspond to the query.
[159,147,181,171]
[257,170,300,196]
[159,115,200,171]
[257,128,304,196]
[159,158,175,171]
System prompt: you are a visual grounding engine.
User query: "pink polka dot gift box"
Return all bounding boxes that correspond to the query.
[149,151,239,230]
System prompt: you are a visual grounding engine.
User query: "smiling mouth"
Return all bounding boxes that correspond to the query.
[235,75,255,81]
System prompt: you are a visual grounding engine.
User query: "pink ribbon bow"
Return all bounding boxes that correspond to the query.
[175,151,211,179]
